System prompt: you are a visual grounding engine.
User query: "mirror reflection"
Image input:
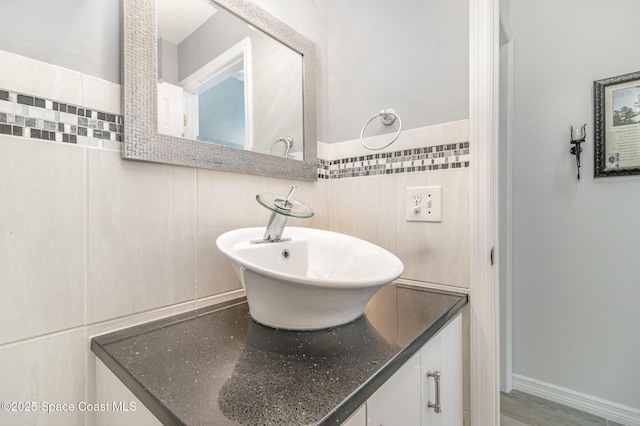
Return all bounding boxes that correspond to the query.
[156,0,305,160]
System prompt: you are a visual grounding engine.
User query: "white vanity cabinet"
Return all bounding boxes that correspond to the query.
[95,360,161,426]
[353,314,462,426]
[343,404,367,426]
[421,314,463,425]
[366,351,422,425]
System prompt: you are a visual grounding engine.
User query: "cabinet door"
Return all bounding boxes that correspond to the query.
[367,351,421,426]
[343,404,366,426]
[96,359,162,426]
[421,315,462,426]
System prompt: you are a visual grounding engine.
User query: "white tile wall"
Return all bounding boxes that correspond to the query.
[196,169,269,297]
[0,50,82,108]
[87,149,198,323]
[328,175,398,253]
[0,50,120,115]
[0,137,86,345]
[80,74,121,116]
[322,120,470,289]
[0,329,86,426]
[395,169,470,287]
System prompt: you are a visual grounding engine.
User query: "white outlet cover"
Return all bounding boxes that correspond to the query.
[406,186,442,222]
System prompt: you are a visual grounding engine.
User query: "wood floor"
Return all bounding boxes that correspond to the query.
[500,390,624,426]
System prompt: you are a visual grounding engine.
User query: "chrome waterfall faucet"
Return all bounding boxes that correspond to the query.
[253,185,314,243]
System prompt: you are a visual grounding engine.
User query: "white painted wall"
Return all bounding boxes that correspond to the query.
[511,0,640,412]
[327,0,469,143]
[253,0,468,144]
[0,1,121,83]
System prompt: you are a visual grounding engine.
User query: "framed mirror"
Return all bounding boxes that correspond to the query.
[122,0,318,180]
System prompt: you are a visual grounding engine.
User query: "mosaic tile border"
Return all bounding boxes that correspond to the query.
[0,89,123,146]
[0,86,468,180]
[317,142,470,179]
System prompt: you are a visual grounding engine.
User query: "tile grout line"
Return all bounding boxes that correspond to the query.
[194,168,199,303]
[83,142,90,417]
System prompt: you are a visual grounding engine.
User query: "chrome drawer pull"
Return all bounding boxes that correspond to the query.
[427,370,442,413]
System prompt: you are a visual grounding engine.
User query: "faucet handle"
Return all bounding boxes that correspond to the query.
[285,185,297,202]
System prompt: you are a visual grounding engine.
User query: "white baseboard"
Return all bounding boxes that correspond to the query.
[512,374,640,426]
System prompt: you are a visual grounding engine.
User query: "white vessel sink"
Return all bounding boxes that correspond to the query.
[216,227,404,330]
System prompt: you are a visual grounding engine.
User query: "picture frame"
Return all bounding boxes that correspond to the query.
[594,70,640,177]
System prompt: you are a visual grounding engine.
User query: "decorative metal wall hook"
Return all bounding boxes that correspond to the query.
[569,124,586,179]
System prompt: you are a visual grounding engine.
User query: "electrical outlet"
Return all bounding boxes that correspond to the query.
[406,186,442,222]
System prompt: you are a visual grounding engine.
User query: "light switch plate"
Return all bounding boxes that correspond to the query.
[406,186,442,222]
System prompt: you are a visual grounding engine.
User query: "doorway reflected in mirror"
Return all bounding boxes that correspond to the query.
[156,0,303,160]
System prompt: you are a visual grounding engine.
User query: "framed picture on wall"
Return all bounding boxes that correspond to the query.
[594,70,640,177]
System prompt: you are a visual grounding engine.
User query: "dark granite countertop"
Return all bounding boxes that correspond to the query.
[91,284,468,426]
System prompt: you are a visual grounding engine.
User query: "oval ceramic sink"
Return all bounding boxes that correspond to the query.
[216,227,404,330]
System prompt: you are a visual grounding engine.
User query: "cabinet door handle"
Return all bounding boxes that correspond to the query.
[427,370,442,413]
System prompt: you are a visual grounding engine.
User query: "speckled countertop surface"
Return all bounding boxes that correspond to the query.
[91,284,467,426]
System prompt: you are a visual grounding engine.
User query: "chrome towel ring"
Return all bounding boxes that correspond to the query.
[360,109,402,150]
